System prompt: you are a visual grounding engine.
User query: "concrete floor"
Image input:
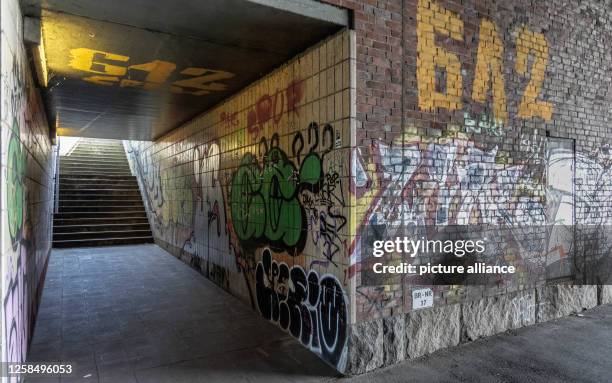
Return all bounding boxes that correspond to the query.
[27,244,339,382]
[27,244,612,383]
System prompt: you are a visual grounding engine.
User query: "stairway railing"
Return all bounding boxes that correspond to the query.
[53,139,61,214]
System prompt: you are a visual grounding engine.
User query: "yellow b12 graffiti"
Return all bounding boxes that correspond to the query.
[69,48,234,96]
[416,0,553,123]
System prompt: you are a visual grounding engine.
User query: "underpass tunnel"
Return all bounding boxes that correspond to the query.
[1,0,355,379]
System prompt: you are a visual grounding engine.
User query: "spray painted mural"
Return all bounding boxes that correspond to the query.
[349,0,612,320]
[127,30,354,370]
[1,0,55,373]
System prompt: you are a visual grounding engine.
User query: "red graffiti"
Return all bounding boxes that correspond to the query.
[246,80,304,138]
[220,111,238,128]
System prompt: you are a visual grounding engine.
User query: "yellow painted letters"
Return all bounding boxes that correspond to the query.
[416,0,464,111]
[472,19,508,124]
[516,27,553,121]
[69,48,129,76]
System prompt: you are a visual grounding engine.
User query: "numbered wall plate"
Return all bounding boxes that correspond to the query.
[412,288,433,310]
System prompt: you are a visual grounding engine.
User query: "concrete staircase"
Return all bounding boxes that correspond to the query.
[53,138,154,248]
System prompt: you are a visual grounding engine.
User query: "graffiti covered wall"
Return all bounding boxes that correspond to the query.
[128,0,612,373]
[127,29,355,371]
[345,0,612,324]
[0,0,56,373]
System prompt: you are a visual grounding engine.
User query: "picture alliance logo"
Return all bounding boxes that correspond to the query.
[372,237,486,258]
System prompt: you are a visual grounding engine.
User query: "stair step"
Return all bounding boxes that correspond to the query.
[61,175,133,179]
[58,205,145,212]
[60,169,132,174]
[70,147,124,151]
[54,210,147,219]
[58,193,142,199]
[60,174,136,180]
[63,154,127,159]
[61,164,130,169]
[63,154,128,160]
[67,154,127,159]
[70,147,125,152]
[60,187,139,193]
[59,200,145,207]
[68,153,126,159]
[53,229,152,240]
[61,160,129,165]
[60,171,132,176]
[59,188,140,195]
[52,236,154,248]
[59,185,137,191]
[72,144,123,148]
[53,216,149,226]
[60,178,137,182]
[60,160,129,166]
[53,223,152,233]
[60,163,130,172]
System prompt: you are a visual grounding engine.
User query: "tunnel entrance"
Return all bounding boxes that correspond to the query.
[10,0,354,380]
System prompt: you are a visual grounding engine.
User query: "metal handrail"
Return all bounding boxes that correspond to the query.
[53,139,61,214]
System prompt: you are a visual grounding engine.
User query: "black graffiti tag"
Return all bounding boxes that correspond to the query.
[255,249,347,367]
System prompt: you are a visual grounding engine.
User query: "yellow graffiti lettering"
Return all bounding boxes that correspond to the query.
[472,19,508,124]
[172,68,234,95]
[68,48,235,96]
[416,0,463,111]
[129,60,176,84]
[119,79,142,88]
[69,48,129,76]
[83,75,120,86]
[516,26,553,121]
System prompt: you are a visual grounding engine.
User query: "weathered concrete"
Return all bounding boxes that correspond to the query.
[600,285,612,305]
[345,320,384,374]
[462,289,536,341]
[345,304,612,383]
[382,315,405,366]
[405,304,461,359]
[352,286,600,374]
[536,285,598,323]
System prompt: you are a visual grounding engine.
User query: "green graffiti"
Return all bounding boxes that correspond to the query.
[299,152,323,185]
[7,118,25,248]
[229,137,323,252]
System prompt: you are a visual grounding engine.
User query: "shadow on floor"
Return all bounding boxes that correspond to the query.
[26,244,340,383]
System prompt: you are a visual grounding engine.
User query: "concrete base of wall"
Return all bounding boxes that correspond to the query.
[536,285,597,322]
[599,285,612,305]
[344,285,606,375]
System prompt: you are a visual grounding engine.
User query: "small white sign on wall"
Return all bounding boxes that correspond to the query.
[412,288,433,310]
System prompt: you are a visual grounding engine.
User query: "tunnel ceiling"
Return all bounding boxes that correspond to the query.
[24,0,348,140]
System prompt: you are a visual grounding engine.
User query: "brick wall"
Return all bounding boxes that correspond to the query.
[342,0,612,321]
[331,0,612,374]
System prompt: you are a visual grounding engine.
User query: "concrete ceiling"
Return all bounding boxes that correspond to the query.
[23,0,348,140]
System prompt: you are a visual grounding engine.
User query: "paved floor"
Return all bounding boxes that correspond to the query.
[27,244,338,382]
[27,244,612,383]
